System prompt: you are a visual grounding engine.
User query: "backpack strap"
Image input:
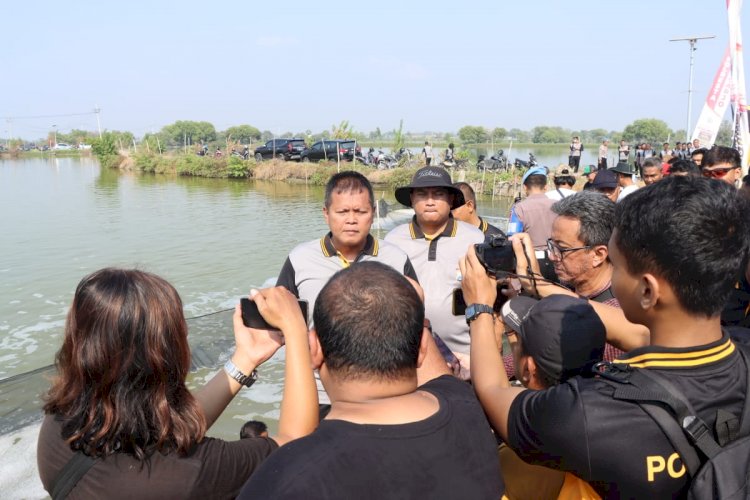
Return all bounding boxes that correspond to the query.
[50,451,97,500]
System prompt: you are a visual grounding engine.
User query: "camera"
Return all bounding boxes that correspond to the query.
[474,234,517,278]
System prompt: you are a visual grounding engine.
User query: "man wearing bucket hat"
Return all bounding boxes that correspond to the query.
[385,166,485,376]
[610,161,639,202]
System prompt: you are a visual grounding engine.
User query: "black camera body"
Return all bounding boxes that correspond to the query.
[474,234,517,278]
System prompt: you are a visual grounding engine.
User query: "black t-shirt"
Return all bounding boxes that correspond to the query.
[507,332,748,499]
[238,375,503,499]
[37,415,278,500]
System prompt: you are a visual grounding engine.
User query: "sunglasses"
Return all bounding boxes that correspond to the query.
[702,167,737,179]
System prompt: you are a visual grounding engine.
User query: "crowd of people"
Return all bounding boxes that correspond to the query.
[36,143,750,499]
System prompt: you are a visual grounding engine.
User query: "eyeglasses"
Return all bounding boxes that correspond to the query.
[546,238,592,260]
[702,167,737,179]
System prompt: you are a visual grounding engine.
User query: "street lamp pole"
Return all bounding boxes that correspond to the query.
[670,35,715,142]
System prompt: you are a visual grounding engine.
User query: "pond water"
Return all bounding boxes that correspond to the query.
[0,157,513,498]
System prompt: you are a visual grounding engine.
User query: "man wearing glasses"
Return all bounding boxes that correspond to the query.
[508,191,626,361]
[701,145,743,186]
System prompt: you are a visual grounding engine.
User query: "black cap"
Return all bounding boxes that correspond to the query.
[501,295,606,382]
[591,168,618,189]
[394,167,465,209]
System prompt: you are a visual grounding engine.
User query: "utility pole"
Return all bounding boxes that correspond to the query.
[670,35,715,142]
[52,124,57,147]
[94,106,102,139]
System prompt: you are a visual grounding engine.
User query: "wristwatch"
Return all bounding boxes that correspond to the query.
[465,304,494,325]
[224,359,258,387]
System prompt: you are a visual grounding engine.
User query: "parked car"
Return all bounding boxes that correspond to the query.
[253,138,306,161]
[300,140,361,163]
[53,143,73,151]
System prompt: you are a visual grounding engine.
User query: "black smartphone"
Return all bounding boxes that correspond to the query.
[452,286,509,316]
[240,297,309,330]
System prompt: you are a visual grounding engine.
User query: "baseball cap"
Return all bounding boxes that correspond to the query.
[522,166,547,185]
[582,165,595,175]
[591,168,618,189]
[501,295,606,382]
[554,164,572,177]
[394,166,465,209]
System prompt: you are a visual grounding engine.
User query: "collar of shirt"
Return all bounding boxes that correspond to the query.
[613,331,736,369]
[320,232,378,268]
[409,215,458,240]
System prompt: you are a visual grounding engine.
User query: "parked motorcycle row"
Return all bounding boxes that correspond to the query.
[473,150,538,172]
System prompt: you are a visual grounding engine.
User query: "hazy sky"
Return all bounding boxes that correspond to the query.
[2,0,748,139]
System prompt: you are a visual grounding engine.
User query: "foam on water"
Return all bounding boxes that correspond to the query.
[0,423,46,499]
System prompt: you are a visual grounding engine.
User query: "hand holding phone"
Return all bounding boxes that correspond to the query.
[241,296,308,331]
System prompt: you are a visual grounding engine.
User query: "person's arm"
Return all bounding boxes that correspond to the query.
[193,304,285,429]
[275,257,299,297]
[250,287,318,446]
[460,245,524,439]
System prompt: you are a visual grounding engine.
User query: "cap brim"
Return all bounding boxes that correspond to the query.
[500,296,538,333]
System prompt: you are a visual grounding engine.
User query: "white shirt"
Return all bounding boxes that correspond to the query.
[546,188,577,201]
[617,184,640,202]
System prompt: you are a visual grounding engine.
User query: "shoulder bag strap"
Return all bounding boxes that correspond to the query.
[50,451,97,500]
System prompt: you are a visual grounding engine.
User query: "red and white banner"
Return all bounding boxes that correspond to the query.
[691,48,733,147]
[727,0,750,171]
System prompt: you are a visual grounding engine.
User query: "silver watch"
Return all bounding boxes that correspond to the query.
[224,359,258,387]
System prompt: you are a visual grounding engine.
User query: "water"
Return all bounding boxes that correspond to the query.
[0,157,512,498]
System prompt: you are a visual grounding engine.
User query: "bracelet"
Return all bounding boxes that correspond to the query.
[224,359,258,388]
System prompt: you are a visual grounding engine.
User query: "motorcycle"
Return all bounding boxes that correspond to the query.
[376,149,398,170]
[477,149,509,171]
[513,152,537,169]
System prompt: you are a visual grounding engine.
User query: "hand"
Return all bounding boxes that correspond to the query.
[459,245,497,306]
[231,302,285,372]
[510,233,543,292]
[250,286,307,336]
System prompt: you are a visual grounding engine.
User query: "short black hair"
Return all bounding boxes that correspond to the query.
[690,147,709,158]
[642,157,662,169]
[524,174,547,189]
[703,145,741,170]
[553,176,576,187]
[667,159,701,177]
[614,176,750,317]
[743,174,750,188]
[240,420,268,439]
[453,181,476,205]
[552,191,615,247]
[324,171,375,208]
[313,261,424,380]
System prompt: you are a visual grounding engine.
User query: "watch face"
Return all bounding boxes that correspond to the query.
[466,305,476,318]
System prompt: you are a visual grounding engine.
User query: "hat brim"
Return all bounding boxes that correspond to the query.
[500,296,538,333]
[394,186,465,209]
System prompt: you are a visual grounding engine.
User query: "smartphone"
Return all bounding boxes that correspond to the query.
[430,330,461,370]
[452,286,509,316]
[240,297,309,330]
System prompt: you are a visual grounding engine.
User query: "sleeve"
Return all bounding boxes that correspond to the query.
[403,257,419,282]
[506,382,592,478]
[275,257,299,297]
[193,437,279,499]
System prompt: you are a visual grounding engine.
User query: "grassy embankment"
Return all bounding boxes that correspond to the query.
[113,151,522,194]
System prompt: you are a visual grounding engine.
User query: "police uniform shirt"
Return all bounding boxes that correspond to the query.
[385,216,485,355]
[276,233,417,324]
[478,216,505,240]
[506,332,748,498]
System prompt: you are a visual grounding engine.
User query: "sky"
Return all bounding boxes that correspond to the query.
[2,0,748,140]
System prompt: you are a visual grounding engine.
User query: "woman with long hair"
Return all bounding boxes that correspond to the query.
[37,268,316,499]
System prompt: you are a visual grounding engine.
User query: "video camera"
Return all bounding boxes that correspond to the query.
[475,233,516,278]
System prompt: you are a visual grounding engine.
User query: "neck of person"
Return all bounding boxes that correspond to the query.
[574,261,614,297]
[416,218,449,237]
[331,237,367,262]
[647,309,724,348]
[467,213,482,228]
[620,178,634,187]
[323,371,438,424]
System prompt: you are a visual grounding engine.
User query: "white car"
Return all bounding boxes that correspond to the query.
[53,143,73,150]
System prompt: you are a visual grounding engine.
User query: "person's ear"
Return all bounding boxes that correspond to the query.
[591,244,609,267]
[416,327,430,368]
[638,273,661,311]
[520,355,534,386]
[467,200,476,214]
[322,206,330,226]
[309,329,324,370]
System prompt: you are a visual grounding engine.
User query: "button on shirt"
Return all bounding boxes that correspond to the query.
[385,217,485,355]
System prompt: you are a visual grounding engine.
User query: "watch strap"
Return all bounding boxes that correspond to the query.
[224,359,258,387]
[466,304,494,325]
